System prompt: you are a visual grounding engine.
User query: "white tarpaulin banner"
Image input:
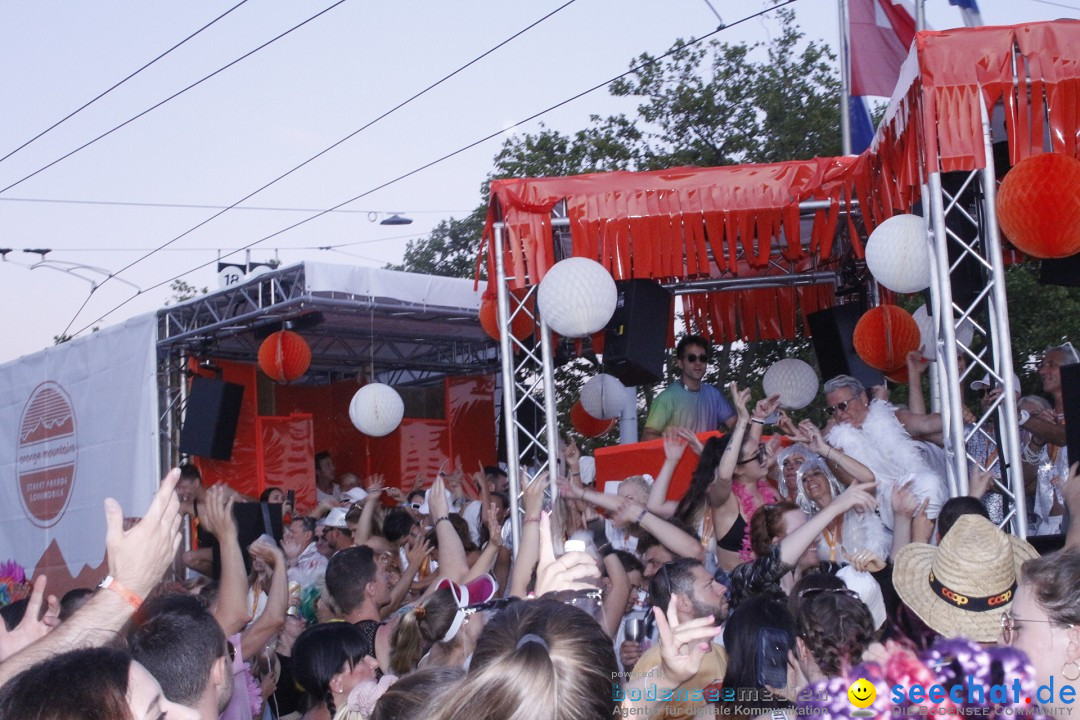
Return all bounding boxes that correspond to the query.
[0,313,159,583]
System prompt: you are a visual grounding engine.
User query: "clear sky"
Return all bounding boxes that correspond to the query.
[0,0,1073,363]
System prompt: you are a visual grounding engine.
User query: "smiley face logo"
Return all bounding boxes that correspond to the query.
[847,678,876,709]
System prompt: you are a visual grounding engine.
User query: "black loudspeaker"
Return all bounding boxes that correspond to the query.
[179,376,244,461]
[602,280,673,387]
[1061,363,1080,468]
[807,305,885,390]
[1040,256,1080,288]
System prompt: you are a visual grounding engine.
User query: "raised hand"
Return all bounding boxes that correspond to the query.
[663,427,689,462]
[405,536,433,569]
[105,468,184,598]
[798,419,829,455]
[613,498,646,527]
[729,382,752,422]
[0,575,61,662]
[843,549,886,573]
[834,480,878,514]
[534,513,598,595]
[484,501,504,548]
[523,470,548,517]
[776,410,806,441]
[908,349,930,375]
[199,485,237,540]
[556,476,584,501]
[428,475,449,518]
[249,538,286,572]
[753,393,782,422]
[968,466,994,499]
[653,596,722,686]
[891,481,919,519]
[911,497,934,544]
[675,427,705,455]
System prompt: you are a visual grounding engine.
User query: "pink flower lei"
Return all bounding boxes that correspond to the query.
[730,479,779,562]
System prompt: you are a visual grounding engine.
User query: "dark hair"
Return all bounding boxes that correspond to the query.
[427,514,476,553]
[787,573,845,620]
[0,598,28,632]
[477,492,510,547]
[372,666,466,720]
[325,545,378,614]
[59,587,94,621]
[178,462,202,483]
[315,451,332,468]
[937,496,989,539]
[676,334,710,358]
[1021,547,1080,627]
[649,558,701,611]
[483,466,507,478]
[796,589,875,676]
[749,501,800,558]
[674,435,733,527]
[719,597,796,718]
[407,490,426,504]
[293,622,374,717]
[388,589,460,675]
[384,508,417,543]
[259,487,283,502]
[129,594,227,707]
[606,549,644,577]
[0,646,133,720]
[293,515,317,535]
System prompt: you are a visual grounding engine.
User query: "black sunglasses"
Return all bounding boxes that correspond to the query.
[824,398,859,416]
[737,443,766,465]
[682,353,709,364]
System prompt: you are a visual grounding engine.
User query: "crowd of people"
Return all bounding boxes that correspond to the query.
[0,336,1078,720]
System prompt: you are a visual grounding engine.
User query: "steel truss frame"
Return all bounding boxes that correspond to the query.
[156,263,499,477]
[494,204,853,550]
[924,102,1026,535]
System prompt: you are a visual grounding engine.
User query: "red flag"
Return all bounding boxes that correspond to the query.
[849,0,917,97]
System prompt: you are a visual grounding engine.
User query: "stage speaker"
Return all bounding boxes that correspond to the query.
[602,280,672,387]
[1061,363,1080,469]
[179,376,244,461]
[1040,256,1080,288]
[807,304,885,390]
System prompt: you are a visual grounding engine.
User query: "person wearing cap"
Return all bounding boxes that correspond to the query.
[893,514,1039,644]
[964,371,1024,526]
[320,507,356,554]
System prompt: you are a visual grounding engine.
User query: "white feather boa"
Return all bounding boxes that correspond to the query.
[826,400,947,530]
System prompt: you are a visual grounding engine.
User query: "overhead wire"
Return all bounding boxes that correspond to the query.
[0,0,251,167]
[56,0,580,337]
[66,0,798,340]
[0,0,349,196]
[0,196,468,214]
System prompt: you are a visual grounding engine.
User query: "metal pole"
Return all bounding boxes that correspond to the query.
[618,384,639,444]
[927,173,969,498]
[977,102,1028,537]
[838,0,852,155]
[492,222,523,555]
[915,0,926,32]
[538,315,561,500]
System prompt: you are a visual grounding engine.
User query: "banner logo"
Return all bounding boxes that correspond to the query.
[16,382,77,527]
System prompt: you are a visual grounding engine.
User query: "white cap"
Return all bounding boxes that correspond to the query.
[836,566,887,630]
[339,487,368,504]
[578,456,596,486]
[319,506,350,529]
[418,488,454,515]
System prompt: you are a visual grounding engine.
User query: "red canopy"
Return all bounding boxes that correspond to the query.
[480,20,1080,344]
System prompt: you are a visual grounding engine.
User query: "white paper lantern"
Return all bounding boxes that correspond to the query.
[579,373,627,420]
[912,304,975,355]
[348,383,404,437]
[536,257,618,338]
[762,359,820,410]
[865,214,931,293]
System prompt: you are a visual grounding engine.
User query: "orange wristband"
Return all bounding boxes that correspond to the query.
[99,576,143,610]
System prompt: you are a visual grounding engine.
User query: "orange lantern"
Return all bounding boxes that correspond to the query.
[478,289,535,342]
[258,330,311,383]
[853,306,920,373]
[570,401,616,438]
[997,153,1080,259]
[885,366,909,385]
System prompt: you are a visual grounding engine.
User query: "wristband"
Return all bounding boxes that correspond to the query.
[634,507,649,525]
[99,576,143,610]
[750,418,766,425]
[524,516,541,525]
[435,515,452,526]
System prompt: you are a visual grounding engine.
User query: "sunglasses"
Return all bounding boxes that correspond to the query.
[409,502,423,511]
[797,587,860,600]
[824,398,860,416]
[226,640,236,663]
[682,353,709,364]
[737,443,766,465]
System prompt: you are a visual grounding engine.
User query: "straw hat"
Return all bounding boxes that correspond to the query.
[893,514,1038,642]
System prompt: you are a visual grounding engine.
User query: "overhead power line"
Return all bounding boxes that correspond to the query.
[57,0,579,335]
[0,0,349,196]
[66,0,796,339]
[0,195,469,215]
[0,0,251,167]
